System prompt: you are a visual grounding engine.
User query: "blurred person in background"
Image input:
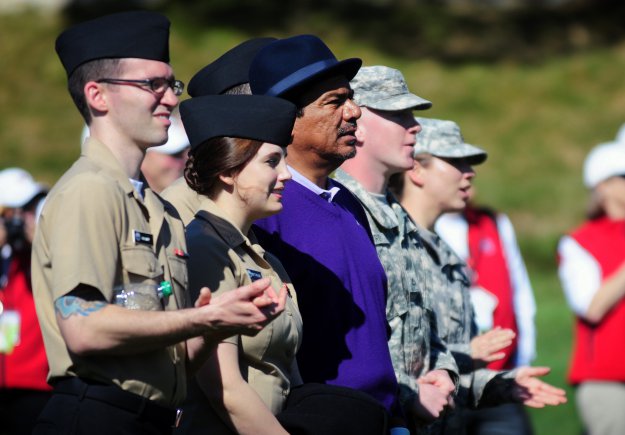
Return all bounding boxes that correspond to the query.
[82,109,189,194]
[335,65,458,432]
[558,139,625,435]
[140,110,189,193]
[390,117,567,434]
[435,185,537,433]
[0,167,50,435]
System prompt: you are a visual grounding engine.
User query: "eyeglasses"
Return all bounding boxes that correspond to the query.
[96,77,185,96]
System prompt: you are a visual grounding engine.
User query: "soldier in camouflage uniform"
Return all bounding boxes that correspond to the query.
[335,66,459,432]
[389,117,567,434]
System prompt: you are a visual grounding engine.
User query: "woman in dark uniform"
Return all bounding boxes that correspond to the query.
[176,94,300,435]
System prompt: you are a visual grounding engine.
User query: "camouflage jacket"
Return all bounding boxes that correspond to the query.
[334,170,459,409]
[418,226,512,435]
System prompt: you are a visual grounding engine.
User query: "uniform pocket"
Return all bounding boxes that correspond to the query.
[167,255,188,308]
[120,245,162,282]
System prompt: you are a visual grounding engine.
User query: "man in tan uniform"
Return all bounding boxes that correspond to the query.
[32,11,285,435]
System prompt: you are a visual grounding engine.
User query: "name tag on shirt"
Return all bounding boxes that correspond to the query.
[133,230,153,246]
[246,269,263,282]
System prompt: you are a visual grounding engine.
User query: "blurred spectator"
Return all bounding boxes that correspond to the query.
[558,139,625,435]
[436,186,537,434]
[141,111,190,193]
[81,109,190,193]
[0,167,51,435]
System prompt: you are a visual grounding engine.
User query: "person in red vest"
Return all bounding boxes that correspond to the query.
[0,168,51,435]
[558,138,625,435]
[436,185,538,434]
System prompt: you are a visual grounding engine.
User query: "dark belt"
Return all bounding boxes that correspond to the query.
[53,377,182,429]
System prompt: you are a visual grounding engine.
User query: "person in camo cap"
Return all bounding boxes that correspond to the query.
[335,65,458,432]
[389,117,567,434]
[348,65,432,112]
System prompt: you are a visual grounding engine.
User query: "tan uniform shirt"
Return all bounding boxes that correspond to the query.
[185,197,303,414]
[32,138,189,407]
[161,177,201,227]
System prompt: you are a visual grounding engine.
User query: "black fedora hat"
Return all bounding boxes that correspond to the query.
[179,95,296,150]
[187,37,277,97]
[249,34,361,99]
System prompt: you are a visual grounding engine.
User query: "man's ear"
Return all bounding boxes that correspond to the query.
[84,81,108,114]
[407,160,426,188]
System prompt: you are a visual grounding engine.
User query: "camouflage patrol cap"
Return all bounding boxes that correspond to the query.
[413,117,487,165]
[350,66,432,111]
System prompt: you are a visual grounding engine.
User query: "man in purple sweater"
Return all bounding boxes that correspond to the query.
[249,35,406,428]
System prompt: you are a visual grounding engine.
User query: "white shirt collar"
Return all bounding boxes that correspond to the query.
[129,178,144,200]
[287,165,340,202]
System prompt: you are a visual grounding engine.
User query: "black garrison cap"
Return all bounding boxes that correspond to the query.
[180,95,296,150]
[187,37,277,97]
[55,10,170,78]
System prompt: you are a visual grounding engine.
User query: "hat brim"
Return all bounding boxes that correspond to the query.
[366,93,432,111]
[464,151,488,166]
[272,57,362,99]
[415,143,488,165]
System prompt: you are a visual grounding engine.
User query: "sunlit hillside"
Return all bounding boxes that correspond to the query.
[4,5,625,433]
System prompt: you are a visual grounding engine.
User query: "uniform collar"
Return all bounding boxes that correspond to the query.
[82,137,141,199]
[333,168,398,230]
[288,165,340,202]
[416,223,439,247]
[417,222,465,267]
[194,197,263,254]
[83,138,167,239]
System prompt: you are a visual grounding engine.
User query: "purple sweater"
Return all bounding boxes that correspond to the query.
[254,179,399,413]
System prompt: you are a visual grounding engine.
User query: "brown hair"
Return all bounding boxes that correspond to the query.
[68,58,124,124]
[184,137,263,198]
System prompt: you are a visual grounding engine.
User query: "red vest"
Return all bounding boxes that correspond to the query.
[567,217,625,384]
[465,206,519,370]
[0,250,51,391]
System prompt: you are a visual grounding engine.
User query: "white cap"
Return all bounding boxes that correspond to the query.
[80,113,189,155]
[0,168,47,208]
[583,141,625,188]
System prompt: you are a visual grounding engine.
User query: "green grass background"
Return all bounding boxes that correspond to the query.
[4,7,625,434]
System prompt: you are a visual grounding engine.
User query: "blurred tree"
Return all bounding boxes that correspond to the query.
[5,0,625,63]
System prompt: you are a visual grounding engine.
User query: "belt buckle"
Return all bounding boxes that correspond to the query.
[174,409,183,428]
